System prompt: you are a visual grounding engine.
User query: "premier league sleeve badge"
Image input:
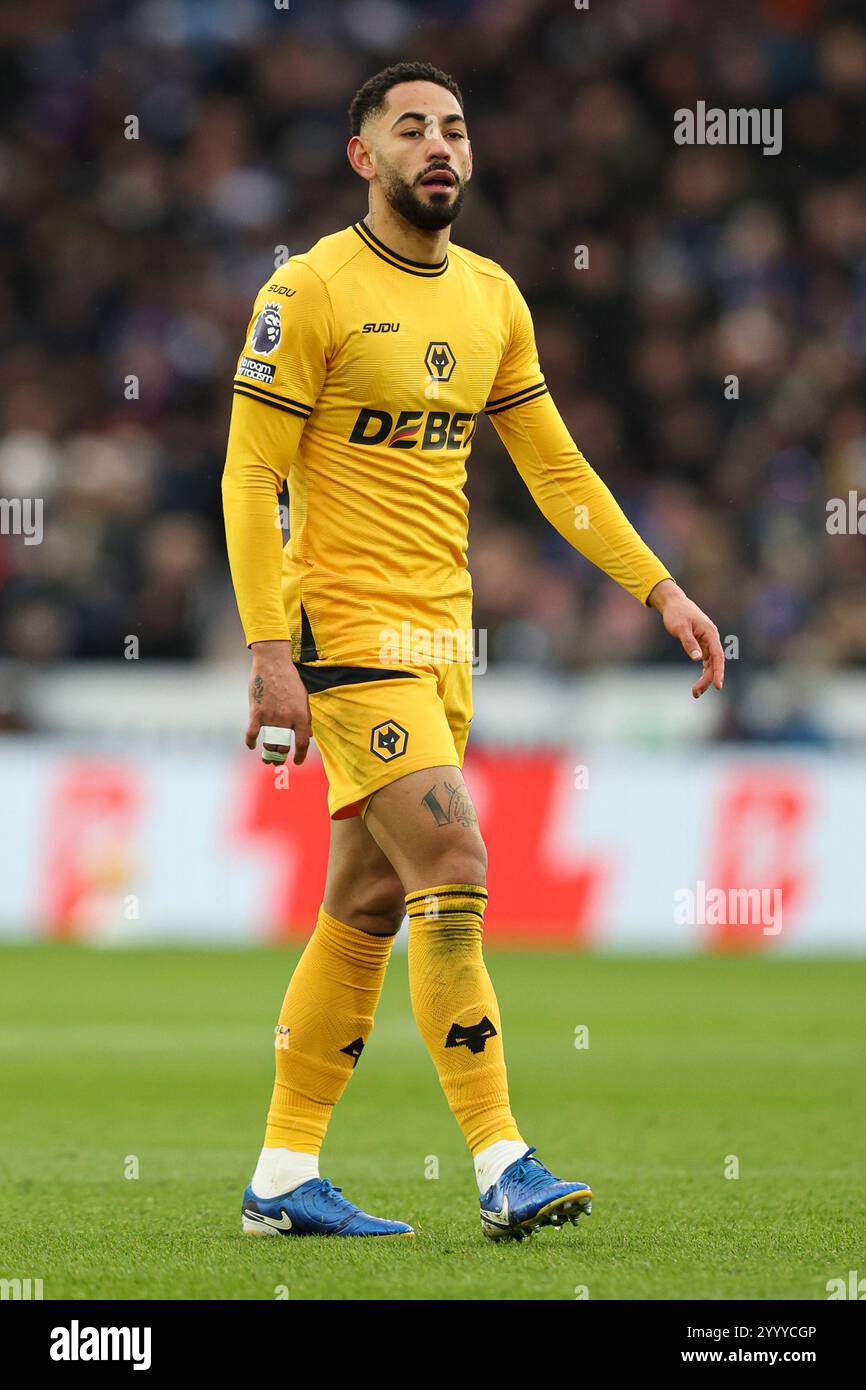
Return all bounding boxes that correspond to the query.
[250,302,282,355]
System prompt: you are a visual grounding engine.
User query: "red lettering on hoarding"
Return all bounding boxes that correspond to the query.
[460,750,609,944]
[231,753,331,940]
[232,750,609,944]
[40,762,140,937]
[706,768,812,951]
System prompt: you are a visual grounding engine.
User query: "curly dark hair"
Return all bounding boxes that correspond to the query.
[348,61,464,137]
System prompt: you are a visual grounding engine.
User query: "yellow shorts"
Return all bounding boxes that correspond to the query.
[295,659,473,819]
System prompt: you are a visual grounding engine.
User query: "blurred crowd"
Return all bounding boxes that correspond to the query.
[1,0,866,698]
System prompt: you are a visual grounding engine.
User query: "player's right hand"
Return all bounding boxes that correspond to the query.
[246,640,312,765]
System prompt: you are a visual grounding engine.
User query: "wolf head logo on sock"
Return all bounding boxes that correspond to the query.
[340,1037,365,1068]
[445,1016,497,1054]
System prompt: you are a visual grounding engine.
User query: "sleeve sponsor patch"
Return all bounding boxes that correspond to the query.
[237,356,276,385]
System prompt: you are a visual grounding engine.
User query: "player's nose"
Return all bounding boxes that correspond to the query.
[424,130,451,159]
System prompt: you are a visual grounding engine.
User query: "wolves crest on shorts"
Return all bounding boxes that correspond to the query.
[250,302,282,355]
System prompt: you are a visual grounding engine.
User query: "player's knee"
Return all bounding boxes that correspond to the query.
[428,833,488,889]
[345,875,406,936]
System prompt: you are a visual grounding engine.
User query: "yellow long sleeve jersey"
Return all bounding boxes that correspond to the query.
[222,220,672,660]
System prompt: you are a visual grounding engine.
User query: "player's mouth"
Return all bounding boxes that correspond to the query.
[418,168,457,193]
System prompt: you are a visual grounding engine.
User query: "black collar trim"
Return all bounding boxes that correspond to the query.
[351,221,449,277]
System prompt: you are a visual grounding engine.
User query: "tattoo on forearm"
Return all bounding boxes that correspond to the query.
[251,675,264,704]
[422,781,478,828]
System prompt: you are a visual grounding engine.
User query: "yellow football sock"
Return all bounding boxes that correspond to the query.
[264,903,395,1154]
[405,883,524,1155]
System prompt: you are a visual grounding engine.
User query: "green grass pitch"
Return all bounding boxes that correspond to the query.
[0,943,863,1300]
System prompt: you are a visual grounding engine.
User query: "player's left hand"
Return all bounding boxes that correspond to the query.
[648,580,724,699]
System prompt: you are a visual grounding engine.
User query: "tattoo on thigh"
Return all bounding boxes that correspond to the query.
[422,780,478,828]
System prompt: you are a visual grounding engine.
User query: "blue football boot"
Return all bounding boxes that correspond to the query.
[241,1178,415,1238]
[479,1146,592,1241]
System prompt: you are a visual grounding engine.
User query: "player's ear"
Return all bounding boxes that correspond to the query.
[347,134,376,183]
[465,141,473,184]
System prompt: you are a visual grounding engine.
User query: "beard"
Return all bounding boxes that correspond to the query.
[381,165,466,231]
